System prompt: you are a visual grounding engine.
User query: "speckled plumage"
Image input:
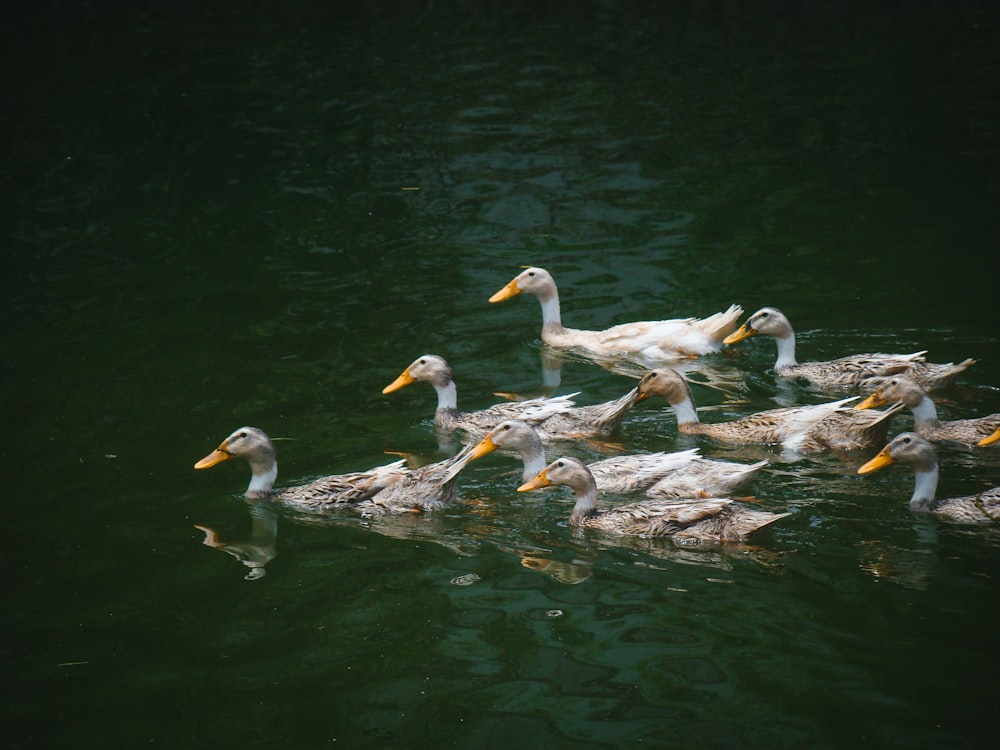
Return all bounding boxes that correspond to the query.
[518,457,789,541]
[470,418,766,498]
[855,375,1000,447]
[489,266,743,360]
[724,307,975,391]
[383,354,641,440]
[636,368,901,453]
[858,432,1000,523]
[194,426,473,514]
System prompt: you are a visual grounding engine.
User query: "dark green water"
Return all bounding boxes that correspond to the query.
[5,2,1000,747]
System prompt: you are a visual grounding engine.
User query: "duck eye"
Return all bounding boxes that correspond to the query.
[239,431,247,439]
[555,460,564,468]
[527,271,535,277]
[502,424,510,431]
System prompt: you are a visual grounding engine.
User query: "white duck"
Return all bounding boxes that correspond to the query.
[489,266,743,360]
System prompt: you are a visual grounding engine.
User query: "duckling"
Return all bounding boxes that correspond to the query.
[194,426,472,514]
[858,432,1000,523]
[489,266,742,360]
[518,457,789,541]
[636,368,901,453]
[383,354,641,439]
[469,419,766,498]
[854,375,999,447]
[724,307,974,391]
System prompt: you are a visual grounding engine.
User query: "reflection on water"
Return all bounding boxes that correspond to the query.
[195,502,278,581]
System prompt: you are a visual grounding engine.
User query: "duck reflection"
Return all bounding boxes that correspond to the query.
[494,345,751,402]
[195,500,277,580]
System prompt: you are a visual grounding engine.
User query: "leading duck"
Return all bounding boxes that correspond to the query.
[489,266,742,360]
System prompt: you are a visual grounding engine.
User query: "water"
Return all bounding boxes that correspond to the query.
[5,2,1000,747]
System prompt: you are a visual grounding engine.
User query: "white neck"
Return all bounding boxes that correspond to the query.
[910,467,939,510]
[434,381,458,412]
[247,463,278,495]
[773,332,798,369]
[569,485,599,524]
[909,395,939,425]
[539,295,562,328]
[670,397,701,426]
[518,445,548,483]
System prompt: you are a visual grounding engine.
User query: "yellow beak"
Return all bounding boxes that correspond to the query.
[489,278,521,303]
[518,468,552,492]
[382,368,416,394]
[468,434,499,461]
[723,323,756,345]
[857,447,894,475]
[978,428,1000,447]
[194,446,231,470]
[854,391,887,410]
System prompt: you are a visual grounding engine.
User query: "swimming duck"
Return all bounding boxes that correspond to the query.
[723,307,975,391]
[980,428,1000,447]
[383,354,641,439]
[489,266,743,360]
[857,432,1000,523]
[854,375,1000,447]
[469,418,766,498]
[194,426,473,513]
[636,368,901,452]
[518,456,789,541]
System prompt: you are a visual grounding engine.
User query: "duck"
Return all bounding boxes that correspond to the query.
[635,368,902,453]
[469,418,767,499]
[857,432,1000,523]
[194,426,473,514]
[383,354,641,440]
[980,428,1000,447]
[489,266,743,360]
[723,306,975,391]
[518,456,789,541]
[854,375,1000,447]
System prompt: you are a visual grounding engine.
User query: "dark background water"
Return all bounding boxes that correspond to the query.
[4,2,1000,747]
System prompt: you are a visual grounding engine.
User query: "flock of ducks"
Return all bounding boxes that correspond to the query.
[196,266,1000,543]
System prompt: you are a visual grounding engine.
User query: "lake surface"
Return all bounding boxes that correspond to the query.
[5,2,1000,747]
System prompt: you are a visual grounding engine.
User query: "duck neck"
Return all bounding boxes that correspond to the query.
[516,436,548,483]
[670,395,701,427]
[537,290,564,335]
[246,460,278,498]
[433,380,459,414]
[909,466,939,512]
[909,395,939,426]
[568,483,600,526]
[773,331,798,369]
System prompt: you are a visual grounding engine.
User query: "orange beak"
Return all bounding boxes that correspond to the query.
[468,434,499,461]
[489,277,521,303]
[518,468,552,492]
[382,368,416,394]
[857,447,894,475]
[978,428,1000,447]
[723,323,756,345]
[854,390,887,410]
[194,445,231,470]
